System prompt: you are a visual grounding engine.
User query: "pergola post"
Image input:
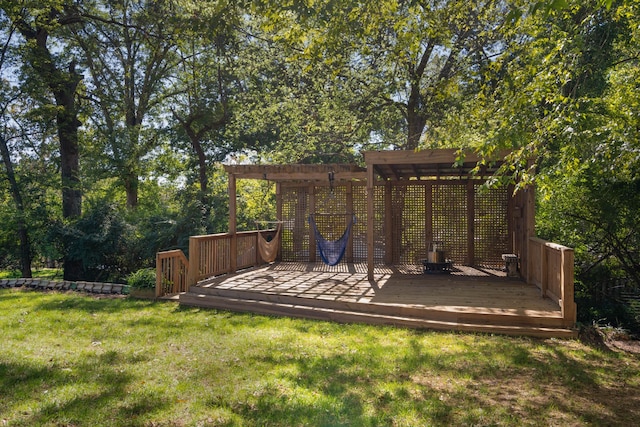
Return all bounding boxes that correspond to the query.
[346,181,354,263]
[276,182,282,262]
[367,162,375,281]
[229,173,237,273]
[309,183,316,263]
[384,181,393,265]
[466,180,475,266]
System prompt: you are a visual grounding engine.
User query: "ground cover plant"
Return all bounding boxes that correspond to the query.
[1,289,639,426]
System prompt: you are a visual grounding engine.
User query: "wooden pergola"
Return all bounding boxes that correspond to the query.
[224,149,534,281]
[158,148,575,335]
[363,149,534,280]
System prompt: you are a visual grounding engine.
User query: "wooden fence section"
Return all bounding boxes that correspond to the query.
[156,230,266,297]
[527,237,576,326]
[155,250,189,297]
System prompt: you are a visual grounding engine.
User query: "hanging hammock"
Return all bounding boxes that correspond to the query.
[256,222,282,263]
[309,214,355,266]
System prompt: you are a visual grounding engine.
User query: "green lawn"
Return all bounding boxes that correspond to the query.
[1,289,638,426]
[0,269,63,280]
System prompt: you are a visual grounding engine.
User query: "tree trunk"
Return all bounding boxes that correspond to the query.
[56,93,82,219]
[0,134,33,278]
[405,82,427,151]
[124,173,139,209]
[189,134,212,227]
[14,17,84,280]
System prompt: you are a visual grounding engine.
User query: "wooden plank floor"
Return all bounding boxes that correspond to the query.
[181,262,574,337]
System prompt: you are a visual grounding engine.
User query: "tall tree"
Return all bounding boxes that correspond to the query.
[0,15,32,277]
[457,0,640,295]
[0,88,32,277]
[256,0,510,151]
[167,1,239,214]
[1,0,84,279]
[76,0,178,209]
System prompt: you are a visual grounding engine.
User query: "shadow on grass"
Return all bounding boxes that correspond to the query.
[31,292,156,313]
[0,351,170,427]
[202,328,639,425]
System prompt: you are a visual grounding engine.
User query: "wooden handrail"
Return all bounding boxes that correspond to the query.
[156,230,273,297]
[527,237,576,327]
[156,249,189,297]
[185,230,269,290]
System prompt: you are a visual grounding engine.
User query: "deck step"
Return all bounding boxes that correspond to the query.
[187,285,567,329]
[180,292,577,338]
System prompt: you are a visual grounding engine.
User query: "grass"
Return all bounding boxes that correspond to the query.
[0,268,63,280]
[1,289,639,426]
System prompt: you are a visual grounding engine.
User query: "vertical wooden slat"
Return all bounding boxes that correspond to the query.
[540,241,548,298]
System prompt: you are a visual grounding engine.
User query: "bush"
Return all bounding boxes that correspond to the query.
[127,268,156,289]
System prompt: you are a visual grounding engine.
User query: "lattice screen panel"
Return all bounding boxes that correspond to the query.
[312,186,349,263]
[474,184,509,268]
[280,186,309,261]
[432,184,468,264]
[392,185,427,264]
[352,184,369,262]
[280,179,509,268]
[281,184,375,263]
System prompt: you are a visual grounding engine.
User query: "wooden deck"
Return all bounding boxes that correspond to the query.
[179,262,577,338]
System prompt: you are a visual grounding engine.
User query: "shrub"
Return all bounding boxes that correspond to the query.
[127,268,156,289]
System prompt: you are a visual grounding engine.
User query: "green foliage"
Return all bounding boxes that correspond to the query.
[126,267,155,289]
[55,200,133,282]
[2,0,639,328]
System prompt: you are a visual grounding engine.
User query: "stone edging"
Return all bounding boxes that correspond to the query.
[0,278,128,294]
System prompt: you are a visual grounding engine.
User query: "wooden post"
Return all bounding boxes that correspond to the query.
[276,182,282,262]
[507,184,515,254]
[293,187,307,262]
[367,165,375,280]
[384,181,393,265]
[229,173,237,273]
[561,247,577,326]
[346,181,354,263]
[309,183,316,263]
[467,180,475,266]
[187,236,198,290]
[522,184,535,279]
[425,182,432,257]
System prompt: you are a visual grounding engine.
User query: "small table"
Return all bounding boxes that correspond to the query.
[421,259,453,274]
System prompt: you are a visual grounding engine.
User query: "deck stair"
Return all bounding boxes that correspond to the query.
[179,266,576,338]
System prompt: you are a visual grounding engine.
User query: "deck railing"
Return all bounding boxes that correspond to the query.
[156,230,269,297]
[156,232,578,328]
[155,249,189,297]
[527,237,577,326]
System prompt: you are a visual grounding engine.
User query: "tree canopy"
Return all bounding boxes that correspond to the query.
[0,0,638,327]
